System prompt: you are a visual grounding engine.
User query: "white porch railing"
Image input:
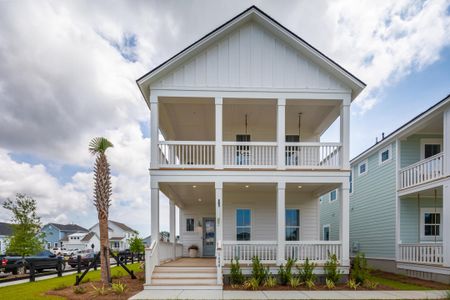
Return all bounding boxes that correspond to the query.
[158,141,215,168]
[399,152,444,189]
[145,241,183,284]
[285,143,341,169]
[222,241,277,263]
[285,241,341,263]
[223,142,277,168]
[398,243,443,265]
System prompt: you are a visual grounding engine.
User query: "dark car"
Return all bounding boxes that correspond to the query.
[67,252,99,268]
[1,250,65,275]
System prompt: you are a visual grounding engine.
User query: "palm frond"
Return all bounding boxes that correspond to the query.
[89,137,113,155]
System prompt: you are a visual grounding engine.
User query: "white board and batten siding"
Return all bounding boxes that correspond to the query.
[151,22,350,92]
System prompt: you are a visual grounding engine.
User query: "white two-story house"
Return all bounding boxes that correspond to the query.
[90,220,137,251]
[137,6,365,289]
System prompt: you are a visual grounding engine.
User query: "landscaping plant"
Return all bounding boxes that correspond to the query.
[91,284,108,296]
[278,258,296,285]
[325,278,335,289]
[243,277,260,290]
[351,252,370,284]
[289,277,301,288]
[263,275,277,288]
[89,137,114,285]
[305,278,315,289]
[347,278,359,290]
[230,258,244,285]
[298,258,316,283]
[363,279,379,290]
[324,253,342,284]
[73,286,86,294]
[111,282,127,294]
[129,236,145,254]
[251,256,269,286]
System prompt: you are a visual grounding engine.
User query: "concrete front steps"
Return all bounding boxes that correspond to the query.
[144,266,222,290]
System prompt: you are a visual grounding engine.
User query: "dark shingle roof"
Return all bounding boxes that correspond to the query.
[81,232,96,242]
[0,222,13,236]
[47,223,88,233]
[110,220,137,233]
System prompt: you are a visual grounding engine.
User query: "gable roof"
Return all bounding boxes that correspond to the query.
[351,94,450,164]
[81,232,97,242]
[110,220,137,233]
[0,222,13,236]
[47,223,88,233]
[136,5,365,105]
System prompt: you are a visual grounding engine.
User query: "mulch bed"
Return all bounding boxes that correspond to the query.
[46,272,144,300]
[371,270,450,290]
[224,283,393,291]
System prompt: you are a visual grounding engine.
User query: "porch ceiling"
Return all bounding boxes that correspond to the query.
[400,185,443,199]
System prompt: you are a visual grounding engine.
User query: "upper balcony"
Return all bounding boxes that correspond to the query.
[152,96,349,171]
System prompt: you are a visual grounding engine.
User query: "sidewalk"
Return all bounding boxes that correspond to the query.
[130,289,449,300]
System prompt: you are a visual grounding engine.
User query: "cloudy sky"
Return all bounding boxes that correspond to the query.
[0,0,449,237]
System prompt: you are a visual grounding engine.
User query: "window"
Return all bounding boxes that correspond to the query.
[420,208,442,241]
[330,190,337,202]
[286,209,300,241]
[358,160,368,176]
[379,145,392,164]
[421,139,442,159]
[323,225,330,241]
[349,171,353,194]
[186,218,194,232]
[236,209,251,240]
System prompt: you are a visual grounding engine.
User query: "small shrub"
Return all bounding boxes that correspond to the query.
[230,283,241,289]
[53,283,68,291]
[298,258,316,283]
[347,279,359,290]
[325,278,335,290]
[230,258,244,285]
[363,279,379,290]
[263,275,277,288]
[111,282,127,294]
[73,286,86,294]
[289,277,301,288]
[351,252,369,284]
[324,254,342,284]
[91,284,108,296]
[111,270,124,280]
[278,258,296,285]
[251,256,269,286]
[305,279,315,289]
[243,278,260,290]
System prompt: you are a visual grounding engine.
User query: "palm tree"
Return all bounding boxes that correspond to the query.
[89,137,113,285]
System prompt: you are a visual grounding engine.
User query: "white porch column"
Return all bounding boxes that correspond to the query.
[151,182,160,244]
[339,181,350,267]
[340,98,350,170]
[215,97,223,169]
[277,98,286,170]
[395,139,401,261]
[169,200,176,259]
[215,181,223,250]
[443,180,450,267]
[444,106,450,176]
[276,182,286,265]
[150,95,159,169]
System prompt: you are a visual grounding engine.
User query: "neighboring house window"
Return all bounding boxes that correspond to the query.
[236,209,251,241]
[323,225,330,241]
[420,208,442,241]
[330,190,337,202]
[358,160,368,176]
[186,218,194,232]
[421,139,442,159]
[54,242,58,247]
[285,209,300,241]
[379,145,392,165]
[112,241,120,248]
[349,171,353,194]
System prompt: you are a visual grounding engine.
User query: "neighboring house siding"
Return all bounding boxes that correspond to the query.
[42,225,61,248]
[400,134,443,168]
[400,196,443,243]
[319,193,340,241]
[350,142,397,259]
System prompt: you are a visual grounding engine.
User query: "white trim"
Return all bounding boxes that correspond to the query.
[420,208,443,241]
[329,189,338,202]
[420,138,443,160]
[235,208,252,241]
[322,224,330,241]
[378,144,393,165]
[358,159,368,176]
[397,262,450,275]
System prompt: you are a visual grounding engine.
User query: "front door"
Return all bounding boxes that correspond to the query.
[202,218,216,257]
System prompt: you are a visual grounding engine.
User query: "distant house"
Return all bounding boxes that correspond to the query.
[89,220,137,251]
[142,235,151,247]
[0,222,13,254]
[61,232,100,252]
[41,223,88,249]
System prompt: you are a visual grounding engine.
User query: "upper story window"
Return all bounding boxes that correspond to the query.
[286,209,300,241]
[323,225,330,241]
[329,190,337,202]
[236,209,251,241]
[379,145,392,165]
[421,139,442,159]
[349,171,353,194]
[186,218,194,232]
[420,208,442,241]
[358,159,368,176]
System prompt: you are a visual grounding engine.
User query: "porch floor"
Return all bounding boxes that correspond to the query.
[161,258,216,267]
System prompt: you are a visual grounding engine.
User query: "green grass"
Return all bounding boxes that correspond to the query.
[0,263,141,300]
[369,275,432,291]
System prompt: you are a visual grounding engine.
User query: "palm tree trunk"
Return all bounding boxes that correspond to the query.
[99,216,110,284]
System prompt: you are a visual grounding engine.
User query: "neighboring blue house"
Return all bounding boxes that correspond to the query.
[41,223,88,249]
[320,94,450,284]
[142,235,151,247]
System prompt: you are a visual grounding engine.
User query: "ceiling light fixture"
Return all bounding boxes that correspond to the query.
[198,198,202,202]
[245,185,249,188]
[193,185,197,188]
[298,185,302,189]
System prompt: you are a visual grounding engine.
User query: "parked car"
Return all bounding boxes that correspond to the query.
[67,252,99,268]
[62,248,79,256]
[1,250,65,275]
